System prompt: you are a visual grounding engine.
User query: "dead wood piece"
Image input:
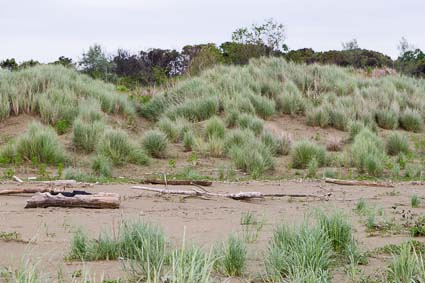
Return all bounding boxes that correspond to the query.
[0,187,60,195]
[131,186,322,200]
[12,175,24,183]
[143,179,212,186]
[324,178,394,188]
[25,192,120,209]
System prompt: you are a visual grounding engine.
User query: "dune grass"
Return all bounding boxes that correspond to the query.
[291,140,326,169]
[142,129,169,158]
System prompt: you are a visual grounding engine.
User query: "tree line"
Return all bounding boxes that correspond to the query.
[1,19,424,88]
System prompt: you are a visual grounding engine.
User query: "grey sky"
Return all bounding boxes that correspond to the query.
[1,0,424,62]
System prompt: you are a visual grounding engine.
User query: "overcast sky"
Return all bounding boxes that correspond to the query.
[1,0,424,62]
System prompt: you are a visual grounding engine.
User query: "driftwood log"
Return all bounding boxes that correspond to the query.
[324,178,394,188]
[143,179,212,186]
[0,187,61,195]
[132,186,327,200]
[25,192,120,209]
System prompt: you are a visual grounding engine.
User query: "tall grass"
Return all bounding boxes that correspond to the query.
[97,129,149,166]
[72,119,106,153]
[265,222,333,282]
[142,130,169,158]
[215,235,247,276]
[14,121,67,164]
[291,140,326,169]
[351,128,387,176]
[0,64,135,123]
[387,242,425,283]
[386,132,410,156]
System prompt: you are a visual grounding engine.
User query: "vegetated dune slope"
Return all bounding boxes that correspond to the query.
[0,58,424,181]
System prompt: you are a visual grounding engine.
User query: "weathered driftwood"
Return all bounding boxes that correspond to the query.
[132,186,325,200]
[25,192,120,209]
[12,175,24,183]
[324,178,394,188]
[0,187,60,195]
[143,179,212,187]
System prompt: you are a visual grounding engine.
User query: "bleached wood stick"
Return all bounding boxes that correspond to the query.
[131,186,324,200]
[12,175,24,183]
[324,178,394,188]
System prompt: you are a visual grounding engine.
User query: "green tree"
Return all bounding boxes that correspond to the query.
[79,44,115,81]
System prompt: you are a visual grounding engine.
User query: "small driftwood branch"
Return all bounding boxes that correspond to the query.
[324,178,394,188]
[132,186,325,200]
[25,192,120,209]
[143,179,213,187]
[12,175,24,183]
[0,187,62,195]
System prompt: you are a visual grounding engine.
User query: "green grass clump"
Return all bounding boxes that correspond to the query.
[387,242,425,283]
[348,121,365,141]
[400,108,423,132]
[238,114,264,135]
[376,109,398,130]
[91,155,113,177]
[386,132,410,156]
[411,216,425,237]
[215,235,247,276]
[206,136,225,157]
[77,98,104,122]
[276,92,306,116]
[317,210,356,256]
[291,140,326,169]
[412,194,421,208]
[169,244,215,283]
[15,122,66,164]
[167,96,219,122]
[157,116,179,142]
[351,128,386,176]
[183,130,195,152]
[224,129,256,153]
[229,141,274,178]
[97,129,149,166]
[72,119,106,153]
[248,93,275,119]
[142,130,168,158]
[204,116,225,139]
[265,222,333,282]
[307,107,330,128]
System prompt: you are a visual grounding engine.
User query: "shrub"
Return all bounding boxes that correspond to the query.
[307,107,330,128]
[328,108,349,131]
[16,122,66,164]
[376,109,398,130]
[72,119,105,153]
[205,116,225,139]
[386,132,410,156]
[351,128,386,176]
[291,140,326,169]
[216,235,247,276]
[400,108,422,132]
[142,130,168,158]
[97,129,148,165]
[91,155,112,177]
[157,116,179,142]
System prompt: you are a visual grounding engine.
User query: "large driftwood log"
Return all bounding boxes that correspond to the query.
[0,187,61,195]
[132,186,326,200]
[324,178,394,188]
[25,192,120,209]
[143,179,212,186]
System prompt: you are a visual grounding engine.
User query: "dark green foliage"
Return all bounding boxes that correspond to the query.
[291,141,326,169]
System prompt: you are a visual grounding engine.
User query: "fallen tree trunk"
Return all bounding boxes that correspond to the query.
[132,186,326,200]
[143,179,212,186]
[25,192,120,209]
[0,187,61,195]
[324,178,394,188]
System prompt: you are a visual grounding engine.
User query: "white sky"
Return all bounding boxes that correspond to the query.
[1,0,424,62]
